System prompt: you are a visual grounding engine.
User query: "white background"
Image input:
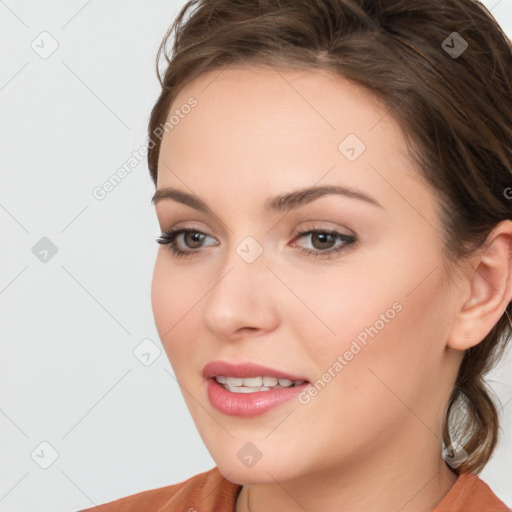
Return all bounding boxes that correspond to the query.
[1,1,511,511]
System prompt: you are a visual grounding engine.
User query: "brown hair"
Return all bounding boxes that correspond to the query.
[147,0,512,475]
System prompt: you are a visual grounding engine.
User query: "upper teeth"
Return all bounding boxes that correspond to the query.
[215,375,305,389]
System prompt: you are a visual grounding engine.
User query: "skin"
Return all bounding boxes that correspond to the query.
[151,65,512,512]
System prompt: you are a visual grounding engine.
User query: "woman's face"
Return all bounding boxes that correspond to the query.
[151,66,465,484]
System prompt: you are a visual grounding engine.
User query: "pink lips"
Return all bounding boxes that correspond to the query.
[203,360,310,417]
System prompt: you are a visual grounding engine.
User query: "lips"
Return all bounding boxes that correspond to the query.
[202,360,309,382]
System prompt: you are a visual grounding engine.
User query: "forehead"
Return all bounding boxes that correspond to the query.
[155,65,430,219]
[166,65,395,156]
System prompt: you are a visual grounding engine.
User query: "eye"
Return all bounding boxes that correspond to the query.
[156,226,356,259]
[156,228,218,258]
[291,226,356,259]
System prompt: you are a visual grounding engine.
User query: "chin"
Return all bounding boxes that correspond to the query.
[216,461,289,486]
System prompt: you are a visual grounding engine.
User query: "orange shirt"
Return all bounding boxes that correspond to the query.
[78,466,510,512]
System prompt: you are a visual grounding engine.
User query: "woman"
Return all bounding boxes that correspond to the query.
[80,0,512,510]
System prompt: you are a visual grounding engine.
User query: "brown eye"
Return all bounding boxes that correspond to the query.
[292,228,356,259]
[310,232,336,250]
[156,228,217,258]
[183,231,206,249]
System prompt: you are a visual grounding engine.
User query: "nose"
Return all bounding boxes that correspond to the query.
[202,249,280,342]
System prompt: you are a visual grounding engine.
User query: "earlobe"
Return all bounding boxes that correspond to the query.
[446,221,512,351]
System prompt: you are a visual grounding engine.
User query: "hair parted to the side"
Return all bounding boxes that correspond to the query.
[147,0,512,475]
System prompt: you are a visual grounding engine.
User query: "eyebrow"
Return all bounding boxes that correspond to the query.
[151,184,384,213]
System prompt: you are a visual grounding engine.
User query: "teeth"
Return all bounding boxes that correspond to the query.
[262,376,278,386]
[242,376,263,387]
[226,377,244,386]
[214,375,306,392]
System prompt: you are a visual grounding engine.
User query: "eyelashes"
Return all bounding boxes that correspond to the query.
[156,228,213,259]
[156,227,356,260]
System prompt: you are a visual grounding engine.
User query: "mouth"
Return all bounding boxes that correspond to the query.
[203,360,310,417]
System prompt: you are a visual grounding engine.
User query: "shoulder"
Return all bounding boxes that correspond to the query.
[77,466,242,512]
[433,472,510,512]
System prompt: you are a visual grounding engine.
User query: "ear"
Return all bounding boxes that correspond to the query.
[447,220,512,351]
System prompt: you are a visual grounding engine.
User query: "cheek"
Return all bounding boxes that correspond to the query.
[288,273,448,455]
[291,246,448,397]
[151,256,171,340]
[151,256,196,362]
